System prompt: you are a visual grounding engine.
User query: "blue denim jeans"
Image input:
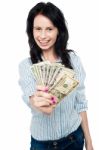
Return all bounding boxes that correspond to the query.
[30,125,84,150]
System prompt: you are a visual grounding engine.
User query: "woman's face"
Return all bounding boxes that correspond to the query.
[33,14,58,52]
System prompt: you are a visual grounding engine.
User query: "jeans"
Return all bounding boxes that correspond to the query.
[30,125,84,150]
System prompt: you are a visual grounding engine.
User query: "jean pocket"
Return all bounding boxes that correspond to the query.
[61,136,76,150]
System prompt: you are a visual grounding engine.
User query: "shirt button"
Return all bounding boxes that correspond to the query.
[68,135,74,141]
[53,141,57,146]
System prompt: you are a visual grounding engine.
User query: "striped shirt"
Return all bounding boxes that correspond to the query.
[18,52,88,141]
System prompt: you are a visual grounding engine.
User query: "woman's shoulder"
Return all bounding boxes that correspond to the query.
[18,57,33,75]
[69,50,86,77]
[69,50,85,71]
[69,50,80,65]
[19,57,32,68]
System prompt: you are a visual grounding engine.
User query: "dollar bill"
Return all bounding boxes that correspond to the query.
[30,60,79,105]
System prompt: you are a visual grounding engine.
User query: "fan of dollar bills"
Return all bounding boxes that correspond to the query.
[31,61,79,105]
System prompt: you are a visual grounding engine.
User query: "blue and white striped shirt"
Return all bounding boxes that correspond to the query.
[19,52,88,141]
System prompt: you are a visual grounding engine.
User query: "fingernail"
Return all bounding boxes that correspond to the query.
[44,87,48,92]
[51,96,57,104]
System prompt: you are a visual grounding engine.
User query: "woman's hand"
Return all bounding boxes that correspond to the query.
[85,140,94,150]
[29,85,57,114]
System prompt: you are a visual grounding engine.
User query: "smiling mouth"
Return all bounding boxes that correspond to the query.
[39,40,50,45]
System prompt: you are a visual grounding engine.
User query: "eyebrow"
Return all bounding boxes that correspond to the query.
[33,26,54,28]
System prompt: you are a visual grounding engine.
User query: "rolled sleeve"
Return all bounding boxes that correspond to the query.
[72,54,88,113]
[75,83,88,113]
[18,58,36,107]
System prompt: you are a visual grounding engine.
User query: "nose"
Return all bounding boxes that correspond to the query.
[40,30,46,38]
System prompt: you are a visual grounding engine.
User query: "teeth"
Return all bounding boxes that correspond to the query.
[39,41,49,44]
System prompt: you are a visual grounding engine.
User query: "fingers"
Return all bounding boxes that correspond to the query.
[33,96,51,107]
[39,105,54,114]
[36,85,58,104]
[35,90,51,99]
[36,85,49,92]
[50,96,58,104]
[30,92,57,107]
[35,91,58,105]
[29,85,58,109]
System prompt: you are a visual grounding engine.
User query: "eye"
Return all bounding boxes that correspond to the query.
[47,28,53,31]
[34,27,41,31]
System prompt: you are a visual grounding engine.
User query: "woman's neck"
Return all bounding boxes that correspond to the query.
[42,51,59,63]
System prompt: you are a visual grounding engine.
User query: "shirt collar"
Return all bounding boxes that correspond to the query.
[41,55,62,63]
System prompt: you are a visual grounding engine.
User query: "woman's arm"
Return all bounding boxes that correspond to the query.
[71,54,94,149]
[80,111,94,150]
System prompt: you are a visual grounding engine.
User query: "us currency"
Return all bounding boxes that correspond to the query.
[47,65,56,86]
[52,62,75,78]
[31,61,75,86]
[47,65,53,85]
[48,69,71,91]
[50,74,79,102]
[31,62,44,85]
[31,61,50,85]
[49,88,65,103]
[45,64,51,86]
[30,61,79,105]
[48,67,63,87]
[56,77,79,95]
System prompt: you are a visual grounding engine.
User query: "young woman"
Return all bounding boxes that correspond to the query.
[19,2,93,150]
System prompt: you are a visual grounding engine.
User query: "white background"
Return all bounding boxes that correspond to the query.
[0,0,98,149]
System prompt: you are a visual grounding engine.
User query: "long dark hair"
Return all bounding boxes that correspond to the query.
[26,2,73,69]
